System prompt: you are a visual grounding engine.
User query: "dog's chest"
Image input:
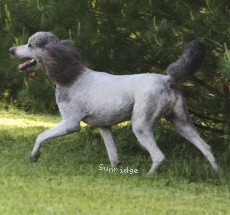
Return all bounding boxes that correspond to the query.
[56,87,70,103]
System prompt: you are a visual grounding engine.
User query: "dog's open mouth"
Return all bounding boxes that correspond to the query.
[19,59,37,71]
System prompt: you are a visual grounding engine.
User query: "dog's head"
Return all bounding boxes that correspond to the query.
[9,32,60,72]
[9,32,85,85]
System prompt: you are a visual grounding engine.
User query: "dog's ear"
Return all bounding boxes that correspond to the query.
[43,40,84,86]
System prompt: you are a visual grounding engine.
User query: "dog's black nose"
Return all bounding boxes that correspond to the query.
[9,47,16,56]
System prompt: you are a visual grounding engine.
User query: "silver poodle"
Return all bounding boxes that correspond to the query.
[9,32,220,174]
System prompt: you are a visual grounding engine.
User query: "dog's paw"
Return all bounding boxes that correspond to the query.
[30,152,40,162]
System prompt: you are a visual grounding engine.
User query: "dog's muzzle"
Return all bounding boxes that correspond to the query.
[9,47,37,72]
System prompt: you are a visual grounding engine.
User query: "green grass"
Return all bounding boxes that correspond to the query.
[0,108,230,215]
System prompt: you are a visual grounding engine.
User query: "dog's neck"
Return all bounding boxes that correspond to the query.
[44,63,86,87]
[51,67,91,89]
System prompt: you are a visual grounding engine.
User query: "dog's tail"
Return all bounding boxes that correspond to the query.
[167,40,205,84]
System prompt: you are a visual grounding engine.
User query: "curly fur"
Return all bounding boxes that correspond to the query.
[43,40,85,85]
[167,41,206,84]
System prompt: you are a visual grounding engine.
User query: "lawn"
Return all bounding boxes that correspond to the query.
[0,108,230,215]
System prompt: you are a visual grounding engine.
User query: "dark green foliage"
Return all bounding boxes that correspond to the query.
[0,0,229,138]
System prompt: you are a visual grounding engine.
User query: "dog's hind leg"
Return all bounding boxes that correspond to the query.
[168,97,221,173]
[30,120,80,162]
[132,123,165,175]
[132,112,165,175]
[99,127,120,168]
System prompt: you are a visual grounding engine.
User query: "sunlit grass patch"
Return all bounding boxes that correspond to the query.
[0,115,58,128]
[0,108,88,129]
[0,108,59,128]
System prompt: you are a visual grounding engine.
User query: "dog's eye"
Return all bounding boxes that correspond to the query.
[28,43,32,48]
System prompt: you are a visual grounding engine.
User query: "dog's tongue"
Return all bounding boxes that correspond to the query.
[19,59,36,71]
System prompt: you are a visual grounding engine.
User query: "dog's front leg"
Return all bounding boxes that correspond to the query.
[99,127,121,167]
[30,120,80,162]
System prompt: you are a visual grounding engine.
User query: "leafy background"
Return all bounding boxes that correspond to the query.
[0,0,229,139]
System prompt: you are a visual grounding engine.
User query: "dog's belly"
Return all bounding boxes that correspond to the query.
[82,106,133,127]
